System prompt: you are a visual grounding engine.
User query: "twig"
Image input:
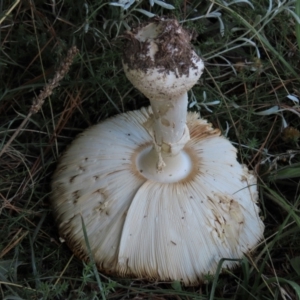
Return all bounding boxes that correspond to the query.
[0,46,79,157]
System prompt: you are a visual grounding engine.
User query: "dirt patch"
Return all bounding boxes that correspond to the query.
[123,17,201,77]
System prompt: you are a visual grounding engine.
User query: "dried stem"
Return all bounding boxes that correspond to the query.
[0,46,79,157]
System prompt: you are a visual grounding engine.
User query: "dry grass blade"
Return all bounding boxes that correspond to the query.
[0,46,79,158]
[0,229,28,259]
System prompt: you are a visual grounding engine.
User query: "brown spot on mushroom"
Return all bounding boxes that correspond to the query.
[69,175,78,183]
[161,118,170,127]
[95,201,109,214]
[72,190,80,201]
[78,166,85,172]
[241,175,248,181]
[93,189,103,195]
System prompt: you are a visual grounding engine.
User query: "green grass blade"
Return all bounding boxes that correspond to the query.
[269,165,300,180]
[263,186,300,227]
[219,3,300,80]
[80,215,107,300]
[209,258,241,300]
[296,0,300,50]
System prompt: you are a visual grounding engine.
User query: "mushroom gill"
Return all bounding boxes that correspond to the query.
[52,107,264,285]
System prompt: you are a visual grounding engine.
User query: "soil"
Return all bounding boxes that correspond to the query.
[123,17,201,77]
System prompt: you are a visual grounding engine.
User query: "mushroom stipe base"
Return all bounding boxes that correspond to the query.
[135,146,194,183]
[52,107,264,286]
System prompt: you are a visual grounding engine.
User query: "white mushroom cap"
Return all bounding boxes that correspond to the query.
[52,107,264,285]
[123,18,204,100]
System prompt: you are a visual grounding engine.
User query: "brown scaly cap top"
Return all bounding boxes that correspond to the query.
[123,17,201,77]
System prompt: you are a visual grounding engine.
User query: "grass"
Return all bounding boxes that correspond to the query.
[1,0,300,299]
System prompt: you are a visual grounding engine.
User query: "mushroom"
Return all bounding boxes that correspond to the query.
[51,17,264,285]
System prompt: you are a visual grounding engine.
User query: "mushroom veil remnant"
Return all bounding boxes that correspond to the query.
[51,17,264,285]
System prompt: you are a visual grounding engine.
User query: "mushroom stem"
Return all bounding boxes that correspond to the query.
[148,93,190,156]
[123,17,204,170]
